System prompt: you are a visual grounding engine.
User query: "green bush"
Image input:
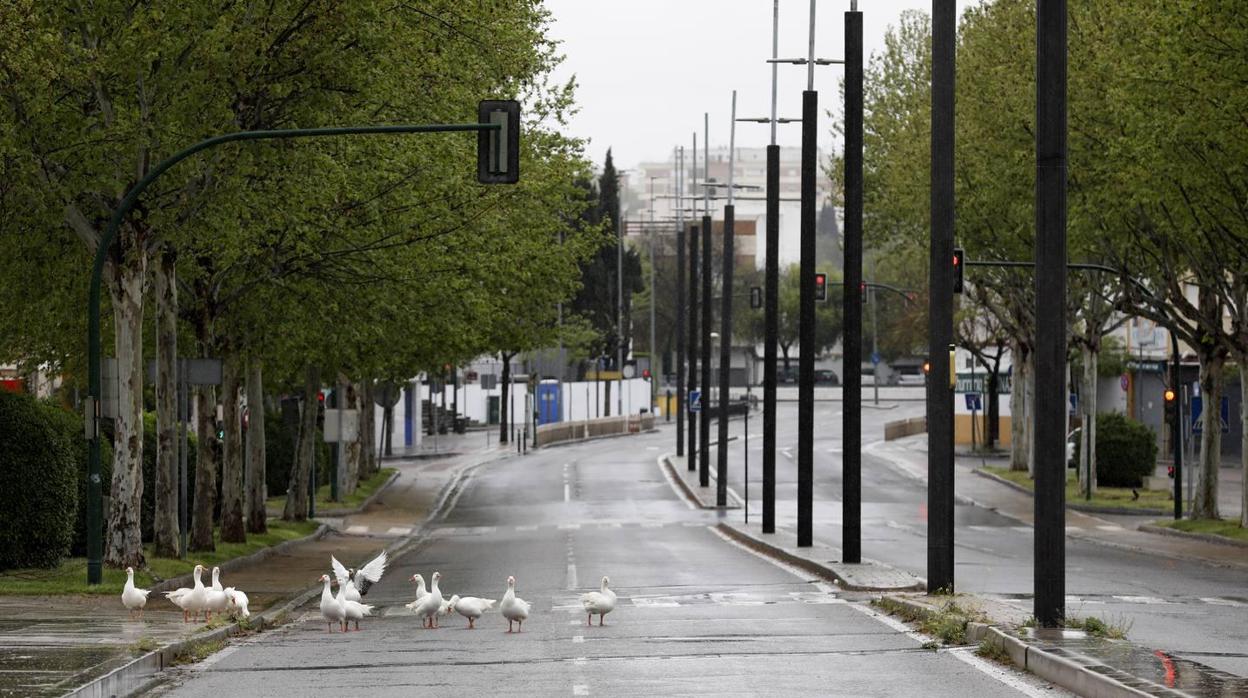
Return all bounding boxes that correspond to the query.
[39,400,113,556]
[265,404,330,500]
[141,412,200,544]
[0,392,78,569]
[1096,412,1157,487]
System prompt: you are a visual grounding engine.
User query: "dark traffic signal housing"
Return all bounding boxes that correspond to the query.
[477,100,520,184]
[953,247,965,293]
[815,272,828,302]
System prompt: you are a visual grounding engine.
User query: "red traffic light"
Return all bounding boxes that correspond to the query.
[317,391,326,403]
[642,369,651,379]
[814,272,828,302]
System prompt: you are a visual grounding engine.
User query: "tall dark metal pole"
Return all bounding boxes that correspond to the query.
[716,92,739,508]
[676,147,687,458]
[688,221,700,469]
[842,7,864,564]
[928,0,956,592]
[796,0,818,548]
[762,0,781,535]
[699,116,713,489]
[1171,334,1182,520]
[1034,0,1067,628]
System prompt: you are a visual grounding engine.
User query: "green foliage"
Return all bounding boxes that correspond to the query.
[0,392,78,569]
[1095,413,1157,487]
[263,406,329,500]
[139,412,199,543]
[40,400,112,556]
[736,264,844,369]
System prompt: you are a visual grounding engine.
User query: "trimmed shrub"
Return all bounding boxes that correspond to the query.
[1095,412,1157,487]
[40,399,113,556]
[0,392,78,569]
[265,404,330,500]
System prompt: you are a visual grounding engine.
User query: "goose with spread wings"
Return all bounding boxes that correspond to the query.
[331,550,388,603]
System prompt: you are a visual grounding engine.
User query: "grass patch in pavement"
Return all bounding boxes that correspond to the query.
[266,467,395,512]
[873,597,986,647]
[976,638,1012,664]
[1065,614,1132,639]
[172,639,226,666]
[0,519,319,596]
[982,466,1172,511]
[1153,517,1248,542]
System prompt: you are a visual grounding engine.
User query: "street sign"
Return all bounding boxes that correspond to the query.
[1191,396,1229,435]
[323,409,359,443]
[623,364,636,379]
[688,389,701,413]
[964,393,982,411]
[954,374,1011,394]
[1120,373,1129,391]
[1069,392,1078,415]
[871,351,881,366]
[374,382,401,408]
[480,374,498,390]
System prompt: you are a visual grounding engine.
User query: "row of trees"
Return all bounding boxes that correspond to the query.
[837,1,1247,524]
[0,1,607,568]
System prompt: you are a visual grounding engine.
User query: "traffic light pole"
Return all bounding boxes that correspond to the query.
[1171,333,1182,520]
[676,147,687,458]
[716,92,739,508]
[798,85,817,547]
[688,219,700,469]
[84,120,505,584]
[700,204,713,488]
[928,0,956,592]
[842,6,864,564]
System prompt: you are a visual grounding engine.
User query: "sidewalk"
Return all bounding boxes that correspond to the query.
[868,436,1248,571]
[4,445,508,697]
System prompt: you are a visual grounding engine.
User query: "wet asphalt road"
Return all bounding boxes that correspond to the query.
[711,400,1248,679]
[154,423,1058,697]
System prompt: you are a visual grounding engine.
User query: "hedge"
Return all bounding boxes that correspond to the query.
[1096,412,1157,487]
[0,392,78,569]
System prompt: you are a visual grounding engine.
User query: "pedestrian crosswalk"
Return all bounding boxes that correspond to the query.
[551,589,844,612]
[432,521,712,537]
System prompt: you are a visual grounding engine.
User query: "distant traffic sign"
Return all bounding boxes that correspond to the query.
[871,351,881,366]
[964,393,982,411]
[688,389,702,413]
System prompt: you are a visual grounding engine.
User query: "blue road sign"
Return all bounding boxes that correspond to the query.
[965,393,982,411]
[688,389,701,414]
[1191,396,1229,435]
[871,351,881,365]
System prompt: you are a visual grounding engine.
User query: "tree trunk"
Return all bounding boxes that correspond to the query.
[341,379,360,497]
[781,345,791,372]
[604,380,612,418]
[1009,343,1029,472]
[104,255,147,568]
[219,352,245,543]
[190,384,217,551]
[152,246,179,557]
[987,359,1000,449]
[245,356,267,534]
[1193,348,1224,519]
[1079,344,1099,496]
[360,379,376,478]
[499,354,512,443]
[1025,349,1037,477]
[283,366,318,521]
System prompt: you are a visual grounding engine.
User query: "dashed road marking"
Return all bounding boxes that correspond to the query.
[1201,597,1248,607]
[573,685,589,696]
[558,523,582,530]
[1011,526,1033,533]
[1112,595,1171,605]
[1095,524,1123,531]
[516,525,539,532]
[346,525,369,535]
[572,635,584,644]
[387,526,412,536]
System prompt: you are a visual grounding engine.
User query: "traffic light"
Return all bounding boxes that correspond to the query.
[1163,388,1177,419]
[750,286,763,309]
[860,281,868,304]
[953,248,965,294]
[814,272,828,302]
[477,100,521,184]
[922,360,932,375]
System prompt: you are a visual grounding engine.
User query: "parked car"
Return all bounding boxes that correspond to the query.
[814,370,839,385]
[778,367,799,384]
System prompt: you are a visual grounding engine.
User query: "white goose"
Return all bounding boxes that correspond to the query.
[500,575,531,633]
[318,574,346,633]
[332,551,388,603]
[335,579,375,631]
[164,565,208,623]
[121,567,150,619]
[403,574,429,611]
[580,576,617,626]
[224,587,250,618]
[447,594,497,629]
[413,571,445,629]
[203,567,229,621]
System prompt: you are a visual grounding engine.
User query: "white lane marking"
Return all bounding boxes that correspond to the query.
[569,619,582,625]
[646,446,660,450]
[572,657,587,666]
[564,484,571,502]
[346,525,369,535]
[683,521,704,527]
[558,523,581,530]
[1202,597,1248,607]
[656,454,697,510]
[572,635,584,644]
[566,564,578,590]
[573,685,589,696]
[1011,526,1033,533]
[1065,526,1080,533]
[967,525,997,532]
[782,448,794,460]
[1112,595,1171,605]
[387,526,412,536]
[641,522,664,529]
[516,525,539,532]
[1096,524,1123,532]
[946,647,1070,698]
[631,597,682,608]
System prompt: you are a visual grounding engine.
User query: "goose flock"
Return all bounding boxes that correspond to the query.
[121,549,616,633]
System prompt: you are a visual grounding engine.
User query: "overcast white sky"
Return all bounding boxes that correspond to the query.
[544,0,976,170]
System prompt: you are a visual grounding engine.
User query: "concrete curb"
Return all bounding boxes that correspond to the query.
[659,454,742,510]
[535,428,660,450]
[972,468,1170,517]
[72,450,507,698]
[315,469,401,517]
[1139,522,1248,550]
[148,524,332,595]
[878,595,1168,698]
[716,522,924,592]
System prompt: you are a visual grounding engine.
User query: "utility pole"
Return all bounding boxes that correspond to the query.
[699,113,713,488]
[1034,0,1067,628]
[649,176,658,415]
[716,92,739,507]
[798,0,818,547]
[689,133,700,469]
[676,147,687,457]
[843,1,864,564]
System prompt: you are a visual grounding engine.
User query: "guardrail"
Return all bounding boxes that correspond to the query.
[536,414,656,448]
